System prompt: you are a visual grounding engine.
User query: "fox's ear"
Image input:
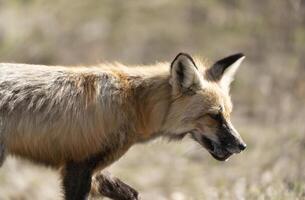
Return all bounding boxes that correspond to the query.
[170,53,202,95]
[207,53,245,91]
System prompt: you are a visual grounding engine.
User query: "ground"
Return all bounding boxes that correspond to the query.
[0,0,304,199]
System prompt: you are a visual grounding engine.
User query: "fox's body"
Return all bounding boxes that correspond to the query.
[0,63,173,166]
[0,53,247,200]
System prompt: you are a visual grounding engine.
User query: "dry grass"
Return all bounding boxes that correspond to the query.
[0,0,305,199]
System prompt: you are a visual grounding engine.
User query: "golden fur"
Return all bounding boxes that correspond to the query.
[0,53,245,170]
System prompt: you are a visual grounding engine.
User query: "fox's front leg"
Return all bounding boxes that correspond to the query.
[62,160,95,200]
[61,145,133,200]
[90,171,139,200]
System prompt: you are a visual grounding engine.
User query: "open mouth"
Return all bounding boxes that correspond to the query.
[199,135,233,161]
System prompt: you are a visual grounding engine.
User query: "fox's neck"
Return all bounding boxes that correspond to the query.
[132,73,172,142]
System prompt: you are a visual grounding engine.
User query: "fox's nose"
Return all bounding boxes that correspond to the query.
[239,143,247,151]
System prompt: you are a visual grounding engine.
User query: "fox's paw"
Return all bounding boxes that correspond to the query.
[91,171,140,200]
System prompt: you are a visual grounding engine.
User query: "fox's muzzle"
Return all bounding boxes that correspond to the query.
[218,131,246,153]
[192,114,246,161]
[217,119,246,153]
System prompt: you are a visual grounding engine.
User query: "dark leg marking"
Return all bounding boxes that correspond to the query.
[63,161,94,200]
[62,148,112,200]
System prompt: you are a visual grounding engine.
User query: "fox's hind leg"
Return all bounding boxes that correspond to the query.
[90,171,139,200]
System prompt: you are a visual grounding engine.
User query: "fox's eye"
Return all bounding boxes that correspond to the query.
[208,112,222,121]
[208,106,222,119]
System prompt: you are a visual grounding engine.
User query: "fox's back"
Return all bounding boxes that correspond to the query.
[0,63,132,166]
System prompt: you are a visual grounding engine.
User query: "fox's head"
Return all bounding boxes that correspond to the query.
[164,52,246,161]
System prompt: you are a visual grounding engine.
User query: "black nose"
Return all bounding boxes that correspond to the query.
[239,143,247,151]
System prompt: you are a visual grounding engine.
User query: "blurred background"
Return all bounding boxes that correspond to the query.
[0,0,304,199]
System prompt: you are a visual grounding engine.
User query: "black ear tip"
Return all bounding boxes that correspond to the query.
[226,53,245,61]
[175,52,193,60]
[215,53,245,66]
[171,52,197,69]
[234,53,245,59]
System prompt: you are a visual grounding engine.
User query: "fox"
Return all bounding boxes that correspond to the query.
[0,52,246,200]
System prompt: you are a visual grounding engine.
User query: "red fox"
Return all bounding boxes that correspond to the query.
[0,53,246,200]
